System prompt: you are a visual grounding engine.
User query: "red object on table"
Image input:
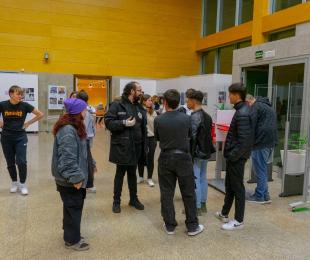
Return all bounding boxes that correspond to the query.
[216,123,230,133]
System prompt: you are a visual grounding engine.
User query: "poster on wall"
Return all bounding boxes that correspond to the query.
[180,92,185,105]
[202,92,208,106]
[218,91,226,104]
[48,85,67,110]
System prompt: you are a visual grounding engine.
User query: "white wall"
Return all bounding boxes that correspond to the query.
[157,74,232,118]
[119,78,157,97]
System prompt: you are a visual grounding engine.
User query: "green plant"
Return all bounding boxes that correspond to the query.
[288,134,307,150]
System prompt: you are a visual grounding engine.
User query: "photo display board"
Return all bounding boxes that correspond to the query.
[48,85,67,110]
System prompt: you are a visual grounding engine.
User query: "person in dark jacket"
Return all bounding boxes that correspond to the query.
[246,95,277,204]
[52,98,90,251]
[155,89,204,236]
[215,83,253,231]
[104,81,146,213]
[187,90,215,215]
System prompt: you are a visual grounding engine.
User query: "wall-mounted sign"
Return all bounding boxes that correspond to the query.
[255,50,276,60]
[255,50,264,59]
[48,85,67,110]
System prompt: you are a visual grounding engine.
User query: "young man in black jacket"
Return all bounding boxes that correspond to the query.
[246,95,277,204]
[187,90,215,215]
[155,89,204,236]
[215,83,253,231]
[104,82,147,213]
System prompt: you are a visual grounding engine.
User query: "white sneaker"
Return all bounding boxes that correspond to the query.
[10,181,19,193]
[147,179,155,187]
[215,211,229,223]
[137,177,144,184]
[87,187,96,193]
[222,220,244,231]
[19,183,28,196]
[188,224,204,236]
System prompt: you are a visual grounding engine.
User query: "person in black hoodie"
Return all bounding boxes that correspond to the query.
[246,95,277,204]
[215,83,253,231]
[104,81,147,213]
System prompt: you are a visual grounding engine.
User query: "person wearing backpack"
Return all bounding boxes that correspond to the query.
[187,90,215,215]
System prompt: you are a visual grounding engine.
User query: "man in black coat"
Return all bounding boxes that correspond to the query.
[246,95,277,204]
[215,83,253,231]
[104,81,147,213]
[188,90,215,215]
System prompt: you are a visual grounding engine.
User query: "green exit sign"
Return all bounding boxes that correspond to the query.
[255,50,264,59]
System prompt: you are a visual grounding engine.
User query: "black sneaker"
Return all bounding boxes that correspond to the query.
[129,199,144,210]
[65,240,89,251]
[112,202,121,213]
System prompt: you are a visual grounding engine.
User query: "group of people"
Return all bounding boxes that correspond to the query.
[0,81,277,251]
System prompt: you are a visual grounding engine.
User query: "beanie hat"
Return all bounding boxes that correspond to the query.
[64,98,87,115]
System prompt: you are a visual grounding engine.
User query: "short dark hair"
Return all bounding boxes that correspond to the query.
[191,90,203,103]
[185,88,195,98]
[123,81,138,96]
[163,89,180,109]
[77,90,89,103]
[229,83,246,101]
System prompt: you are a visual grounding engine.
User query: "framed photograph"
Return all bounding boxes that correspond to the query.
[202,92,208,106]
[218,91,226,104]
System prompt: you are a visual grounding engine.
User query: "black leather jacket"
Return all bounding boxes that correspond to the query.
[190,109,215,160]
[224,101,253,162]
[104,95,147,165]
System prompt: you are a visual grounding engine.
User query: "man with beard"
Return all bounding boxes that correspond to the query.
[105,82,147,213]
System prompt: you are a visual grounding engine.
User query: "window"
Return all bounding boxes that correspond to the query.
[268,28,296,42]
[239,0,254,24]
[203,0,218,36]
[218,45,235,74]
[202,50,217,74]
[237,40,251,49]
[272,0,303,12]
[220,0,237,31]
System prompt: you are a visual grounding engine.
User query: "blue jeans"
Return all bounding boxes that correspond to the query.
[251,148,272,201]
[193,158,208,209]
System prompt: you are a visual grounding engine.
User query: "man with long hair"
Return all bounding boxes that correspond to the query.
[104,81,147,213]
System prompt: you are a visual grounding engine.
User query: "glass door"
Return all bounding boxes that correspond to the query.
[270,63,306,167]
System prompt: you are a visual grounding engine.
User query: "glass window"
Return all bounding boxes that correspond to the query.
[237,40,251,49]
[203,0,218,36]
[273,0,302,12]
[268,28,295,42]
[240,0,254,24]
[202,50,216,74]
[218,45,235,74]
[220,0,237,31]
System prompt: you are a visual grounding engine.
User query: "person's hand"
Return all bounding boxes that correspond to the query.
[23,122,30,129]
[0,121,3,128]
[124,117,136,127]
[73,182,83,190]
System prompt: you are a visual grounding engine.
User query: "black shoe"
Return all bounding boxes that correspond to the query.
[129,199,144,210]
[112,202,121,213]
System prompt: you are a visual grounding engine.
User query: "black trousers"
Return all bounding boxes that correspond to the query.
[158,152,198,232]
[1,134,28,183]
[138,137,157,179]
[58,185,86,244]
[222,159,246,223]
[86,140,94,188]
[113,144,142,204]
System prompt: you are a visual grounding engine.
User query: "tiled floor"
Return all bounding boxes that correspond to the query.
[0,129,309,260]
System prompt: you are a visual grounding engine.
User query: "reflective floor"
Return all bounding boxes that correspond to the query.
[0,129,309,260]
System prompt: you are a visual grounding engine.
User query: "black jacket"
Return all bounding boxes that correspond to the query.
[224,101,253,162]
[104,95,147,166]
[251,97,278,150]
[190,109,215,160]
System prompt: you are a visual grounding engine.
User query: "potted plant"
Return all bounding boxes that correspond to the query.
[280,134,307,175]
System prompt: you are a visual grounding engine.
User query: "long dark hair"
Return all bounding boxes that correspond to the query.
[53,113,87,139]
[141,94,154,115]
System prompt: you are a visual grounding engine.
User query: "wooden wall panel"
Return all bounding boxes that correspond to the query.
[0,0,201,78]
